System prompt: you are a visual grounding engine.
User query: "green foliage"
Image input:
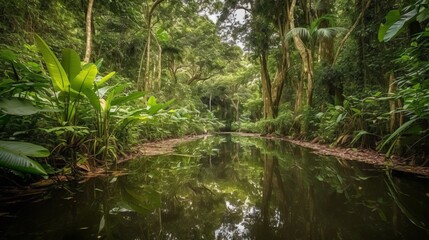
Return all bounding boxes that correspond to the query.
[378,1,429,42]
[0,140,48,176]
[316,92,388,147]
[377,32,429,158]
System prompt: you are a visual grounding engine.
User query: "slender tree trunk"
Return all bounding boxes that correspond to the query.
[144,19,152,91]
[333,0,372,64]
[260,52,274,120]
[294,70,304,112]
[289,0,314,107]
[137,0,165,91]
[209,93,212,111]
[84,0,94,63]
[156,36,162,90]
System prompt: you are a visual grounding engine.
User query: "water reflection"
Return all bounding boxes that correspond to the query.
[0,134,428,239]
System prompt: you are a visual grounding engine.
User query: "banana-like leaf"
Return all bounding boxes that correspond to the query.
[378,10,400,42]
[0,98,41,116]
[83,88,101,112]
[34,34,70,91]
[105,84,127,111]
[71,63,98,92]
[61,48,81,81]
[0,141,50,157]
[96,71,116,87]
[0,141,48,176]
[111,91,145,106]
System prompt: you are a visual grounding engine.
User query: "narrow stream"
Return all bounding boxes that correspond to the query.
[1,134,428,239]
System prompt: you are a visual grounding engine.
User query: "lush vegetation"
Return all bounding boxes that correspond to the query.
[0,0,428,180]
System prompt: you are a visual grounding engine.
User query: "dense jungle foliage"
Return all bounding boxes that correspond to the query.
[0,0,428,180]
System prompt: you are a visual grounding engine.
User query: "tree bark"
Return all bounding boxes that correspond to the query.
[260,52,274,120]
[84,0,94,63]
[137,0,165,91]
[289,0,314,107]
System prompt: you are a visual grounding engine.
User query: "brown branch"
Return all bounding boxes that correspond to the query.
[333,0,372,64]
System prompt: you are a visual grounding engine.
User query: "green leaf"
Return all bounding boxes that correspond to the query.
[0,141,50,157]
[111,91,145,106]
[156,28,170,42]
[147,96,157,107]
[286,27,311,41]
[71,63,98,92]
[0,141,48,176]
[83,88,101,112]
[34,34,70,91]
[0,49,16,61]
[61,49,81,81]
[0,98,41,116]
[384,9,418,42]
[95,58,104,70]
[96,71,116,86]
[378,10,400,42]
[377,118,419,153]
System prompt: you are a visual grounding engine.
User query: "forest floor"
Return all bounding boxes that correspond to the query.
[128,132,429,177]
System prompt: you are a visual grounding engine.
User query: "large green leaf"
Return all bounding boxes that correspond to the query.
[0,49,17,61]
[71,63,98,92]
[83,88,101,112]
[96,71,116,87]
[0,98,41,116]
[61,48,81,81]
[377,118,419,154]
[378,10,400,42]
[111,91,145,106]
[34,34,70,91]
[0,141,48,176]
[381,9,418,42]
[0,141,50,157]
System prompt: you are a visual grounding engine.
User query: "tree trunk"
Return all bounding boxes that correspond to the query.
[84,0,94,63]
[289,0,314,107]
[294,70,304,112]
[137,0,165,91]
[260,52,274,120]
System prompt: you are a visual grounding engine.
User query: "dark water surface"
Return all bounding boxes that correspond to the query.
[1,134,428,239]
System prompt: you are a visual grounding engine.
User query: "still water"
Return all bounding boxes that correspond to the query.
[1,134,428,239]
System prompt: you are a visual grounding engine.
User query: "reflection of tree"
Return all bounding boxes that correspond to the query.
[261,155,287,225]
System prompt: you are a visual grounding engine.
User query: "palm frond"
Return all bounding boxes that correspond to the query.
[315,27,347,40]
[285,27,311,41]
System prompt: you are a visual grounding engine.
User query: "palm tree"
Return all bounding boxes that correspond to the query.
[286,13,346,109]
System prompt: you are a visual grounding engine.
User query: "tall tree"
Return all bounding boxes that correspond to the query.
[288,0,314,108]
[137,0,165,91]
[220,0,290,124]
[84,0,95,63]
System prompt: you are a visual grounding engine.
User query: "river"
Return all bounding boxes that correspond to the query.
[1,134,428,239]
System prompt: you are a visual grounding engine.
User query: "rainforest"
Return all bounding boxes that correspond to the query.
[0,0,428,239]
